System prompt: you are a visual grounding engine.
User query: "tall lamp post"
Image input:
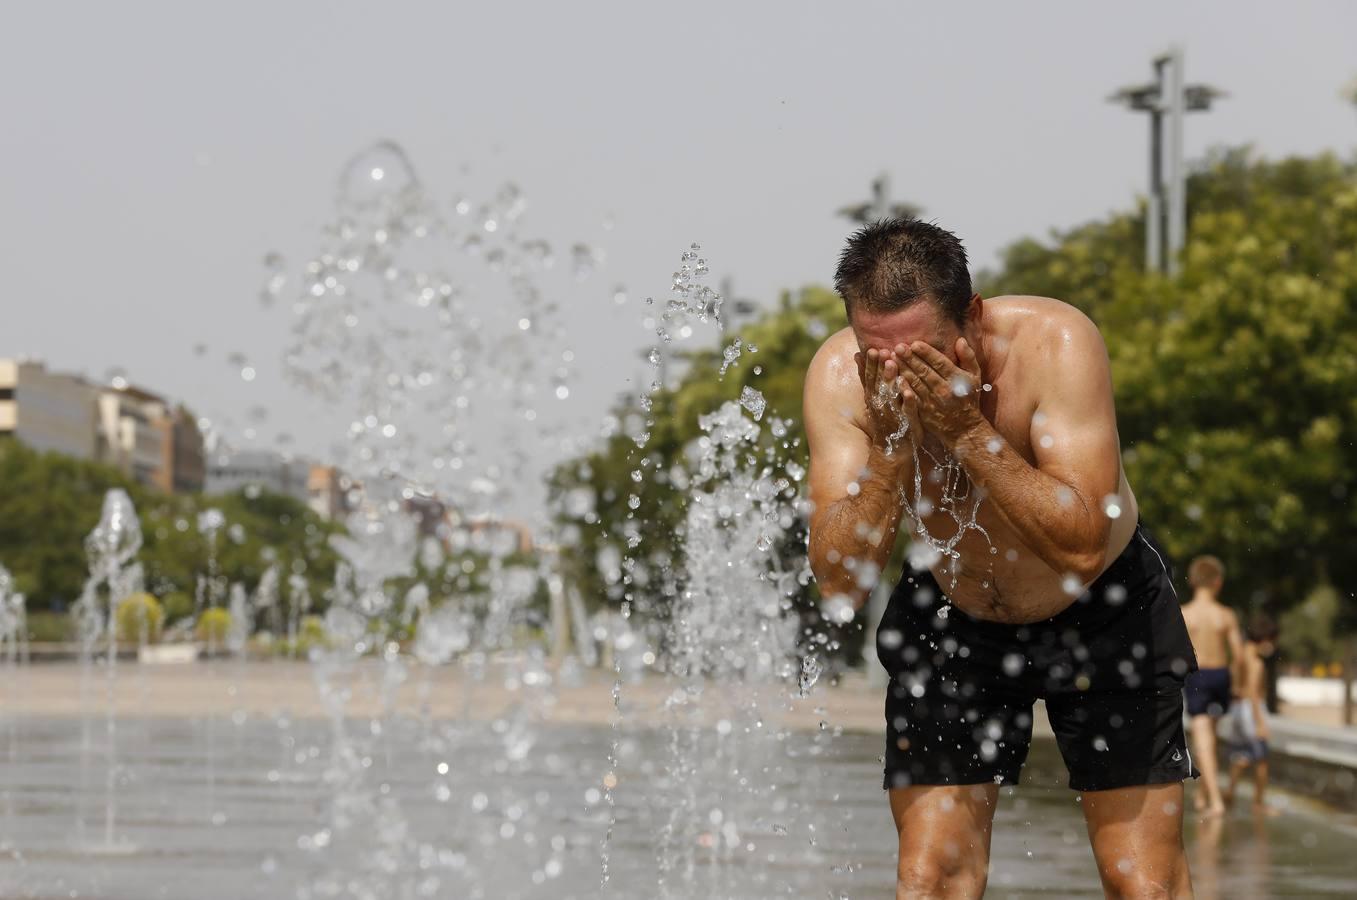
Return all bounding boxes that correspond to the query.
[1110,47,1225,276]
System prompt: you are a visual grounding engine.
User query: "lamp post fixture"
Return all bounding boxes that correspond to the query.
[1110,47,1225,276]
[837,173,923,225]
[719,276,758,334]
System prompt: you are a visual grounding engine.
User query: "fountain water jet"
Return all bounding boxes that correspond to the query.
[71,489,143,854]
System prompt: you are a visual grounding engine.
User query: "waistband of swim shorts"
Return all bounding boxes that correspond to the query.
[898,520,1175,634]
[1043,519,1175,627]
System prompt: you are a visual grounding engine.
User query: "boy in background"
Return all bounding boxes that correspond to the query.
[1226,614,1279,813]
[1181,555,1244,817]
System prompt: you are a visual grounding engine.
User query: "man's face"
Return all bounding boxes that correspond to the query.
[849,300,961,365]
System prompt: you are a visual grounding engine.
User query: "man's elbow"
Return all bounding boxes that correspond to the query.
[807,545,864,610]
[808,550,851,600]
[1068,547,1106,586]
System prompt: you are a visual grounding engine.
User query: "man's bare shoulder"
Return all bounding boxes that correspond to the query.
[805,327,860,396]
[804,327,865,429]
[990,295,1106,360]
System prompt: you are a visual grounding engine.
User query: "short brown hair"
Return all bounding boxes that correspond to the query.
[1187,555,1225,589]
[1245,613,1279,644]
[833,218,973,326]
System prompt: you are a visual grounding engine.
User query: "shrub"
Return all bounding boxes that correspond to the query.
[278,614,330,656]
[299,615,327,645]
[26,611,73,643]
[162,591,194,624]
[196,607,232,645]
[115,593,164,643]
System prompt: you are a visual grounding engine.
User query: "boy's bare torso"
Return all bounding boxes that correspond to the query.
[1181,600,1238,668]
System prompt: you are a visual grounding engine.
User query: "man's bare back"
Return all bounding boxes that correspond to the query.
[806,294,1140,623]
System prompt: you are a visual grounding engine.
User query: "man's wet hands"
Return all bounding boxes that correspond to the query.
[854,346,922,459]
[858,338,986,452]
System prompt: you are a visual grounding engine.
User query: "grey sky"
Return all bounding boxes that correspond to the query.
[4,0,1355,520]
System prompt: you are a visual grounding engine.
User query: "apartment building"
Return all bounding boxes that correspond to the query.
[0,360,99,458]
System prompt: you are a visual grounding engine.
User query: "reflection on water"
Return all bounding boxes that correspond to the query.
[0,716,1352,899]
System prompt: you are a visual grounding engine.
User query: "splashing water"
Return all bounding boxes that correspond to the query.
[0,564,27,666]
[738,385,767,421]
[270,140,598,897]
[873,380,991,597]
[719,337,743,377]
[286,572,311,658]
[600,244,828,896]
[798,654,824,698]
[72,489,144,853]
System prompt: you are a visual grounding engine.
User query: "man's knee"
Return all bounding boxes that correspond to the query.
[1098,854,1189,899]
[896,844,987,898]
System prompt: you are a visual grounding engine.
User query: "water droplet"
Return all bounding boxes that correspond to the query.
[738,386,766,420]
[797,655,823,696]
[822,595,855,624]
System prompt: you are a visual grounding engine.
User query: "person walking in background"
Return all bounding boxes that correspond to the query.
[1180,555,1245,817]
[1225,614,1279,814]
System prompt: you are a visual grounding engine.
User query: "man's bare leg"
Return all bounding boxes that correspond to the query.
[889,784,998,900]
[1188,715,1225,816]
[1082,783,1193,899]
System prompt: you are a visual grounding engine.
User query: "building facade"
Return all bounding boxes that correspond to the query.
[154,407,206,494]
[0,360,99,458]
[306,464,349,521]
[1,361,206,495]
[206,447,312,505]
[97,386,170,487]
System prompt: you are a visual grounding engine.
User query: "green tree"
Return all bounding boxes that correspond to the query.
[0,440,343,617]
[1278,585,1341,670]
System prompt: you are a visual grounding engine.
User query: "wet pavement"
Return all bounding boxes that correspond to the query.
[0,713,1353,898]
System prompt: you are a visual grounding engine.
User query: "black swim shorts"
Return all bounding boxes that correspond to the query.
[1184,667,1232,718]
[876,521,1199,793]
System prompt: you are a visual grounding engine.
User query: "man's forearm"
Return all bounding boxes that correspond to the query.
[809,450,907,607]
[950,419,1106,583]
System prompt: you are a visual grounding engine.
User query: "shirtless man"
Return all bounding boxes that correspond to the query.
[804,219,1199,899]
[1180,556,1244,817]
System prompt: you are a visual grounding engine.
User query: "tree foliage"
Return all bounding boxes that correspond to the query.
[0,439,343,613]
